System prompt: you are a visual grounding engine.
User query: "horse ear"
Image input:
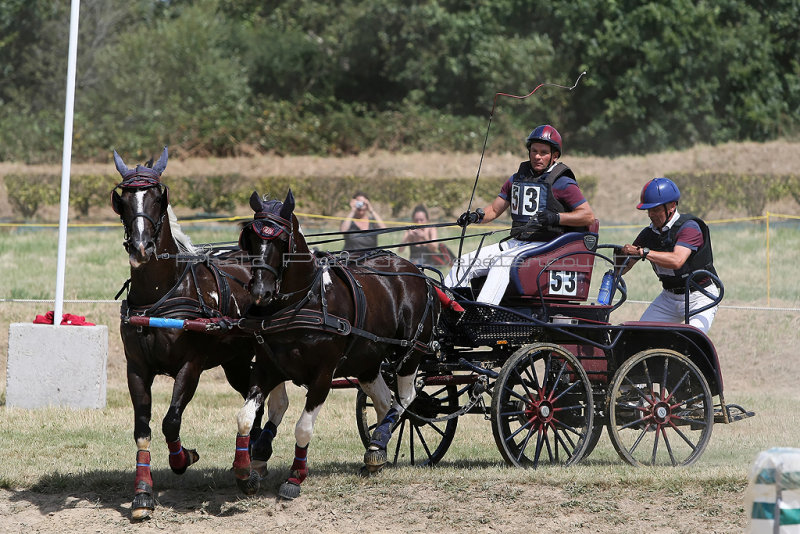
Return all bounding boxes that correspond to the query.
[249,191,263,213]
[280,188,295,220]
[152,146,168,175]
[160,186,170,214]
[111,189,122,215]
[113,149,130,176]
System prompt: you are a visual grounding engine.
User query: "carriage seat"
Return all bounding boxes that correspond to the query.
[507,219,599,302]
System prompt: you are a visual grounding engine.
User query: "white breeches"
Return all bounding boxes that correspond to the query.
[640,285,720,334]
[443,239,544,305]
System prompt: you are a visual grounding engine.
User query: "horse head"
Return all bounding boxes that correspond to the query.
[240,189,297,306]
[111,147,170,267]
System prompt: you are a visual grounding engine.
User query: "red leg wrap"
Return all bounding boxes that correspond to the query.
[167,439,189,471]
[233,434,251,478]
[134,450,153,493]
[287,444,308,485]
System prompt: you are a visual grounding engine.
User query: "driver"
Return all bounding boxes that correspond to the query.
[444,124,595,304]
[618,177,720,333]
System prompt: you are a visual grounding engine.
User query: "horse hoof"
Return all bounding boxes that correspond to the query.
[364,448,387,469]
[131,493,155,520]
[236,470,261,496]
[278,481,301,500]
[359,465,383,477]
[233,465,251,480]
[251,459,268,478]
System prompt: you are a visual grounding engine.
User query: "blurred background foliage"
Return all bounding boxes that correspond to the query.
[0,0,798,162]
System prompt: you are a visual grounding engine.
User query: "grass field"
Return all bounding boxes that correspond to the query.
[1,215,799,532]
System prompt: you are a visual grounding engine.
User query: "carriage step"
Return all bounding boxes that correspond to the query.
[714,403,756,423]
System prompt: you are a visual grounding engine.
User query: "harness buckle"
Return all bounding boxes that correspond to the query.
[254,332,265,345]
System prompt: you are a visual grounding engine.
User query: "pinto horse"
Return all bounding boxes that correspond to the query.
[232,190,440,499]
[111,148,288,520]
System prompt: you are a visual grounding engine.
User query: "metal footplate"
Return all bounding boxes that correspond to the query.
[714,402,756,424]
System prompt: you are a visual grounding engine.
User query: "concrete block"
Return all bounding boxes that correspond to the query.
[6,323,108,409]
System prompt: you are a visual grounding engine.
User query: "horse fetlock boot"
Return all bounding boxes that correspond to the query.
[168,439,198,475]
[131,480,155,520]
[363,446,388,472]
[251,439,273,463]
[233,434,251,479]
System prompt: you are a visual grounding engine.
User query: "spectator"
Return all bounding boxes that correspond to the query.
[340,191,386,251]
[400,204,439,266]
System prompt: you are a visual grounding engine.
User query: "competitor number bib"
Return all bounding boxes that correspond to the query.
[510,183,545,216]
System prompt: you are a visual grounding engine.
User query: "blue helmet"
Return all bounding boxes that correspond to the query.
[637,178,680,210]
[525,125,562,155]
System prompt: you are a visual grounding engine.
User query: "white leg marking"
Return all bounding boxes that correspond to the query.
[267,383,289,425]
[394,373,418,416]
[237,397,260,435]
[360,375,393,422]
[295,404,323,448]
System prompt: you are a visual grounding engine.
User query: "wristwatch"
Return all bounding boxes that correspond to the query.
[640,247,650,261]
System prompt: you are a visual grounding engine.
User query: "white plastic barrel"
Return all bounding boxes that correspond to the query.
[747,448,800,533]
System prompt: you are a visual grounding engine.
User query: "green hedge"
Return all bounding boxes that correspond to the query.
[0,171,594,221]
[671,173,800,218]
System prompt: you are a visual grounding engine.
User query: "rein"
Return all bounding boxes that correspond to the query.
[306,221,458,249]
[242,240,438,356]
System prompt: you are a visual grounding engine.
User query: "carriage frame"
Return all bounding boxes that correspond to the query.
[341,226,753,469]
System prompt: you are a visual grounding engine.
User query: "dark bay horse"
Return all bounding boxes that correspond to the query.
[232,190,440,499]
[111,148,288,520]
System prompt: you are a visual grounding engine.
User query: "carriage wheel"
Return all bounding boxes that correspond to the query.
[490,343,594,468]
[606,349,713,467]
[355,381,459,467]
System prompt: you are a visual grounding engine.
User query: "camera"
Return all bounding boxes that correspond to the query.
[355,201,365,209]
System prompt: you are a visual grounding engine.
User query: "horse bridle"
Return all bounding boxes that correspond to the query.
[242,211,296,297]
[112,174,168,253]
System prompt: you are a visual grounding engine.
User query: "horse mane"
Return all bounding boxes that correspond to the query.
[167,205,197,254]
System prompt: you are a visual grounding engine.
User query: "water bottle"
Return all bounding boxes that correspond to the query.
[597,270,614,305]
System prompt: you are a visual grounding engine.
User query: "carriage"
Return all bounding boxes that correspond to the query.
[338,219,754,469]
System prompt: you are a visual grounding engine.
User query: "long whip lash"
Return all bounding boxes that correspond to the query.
[453,71,587,277]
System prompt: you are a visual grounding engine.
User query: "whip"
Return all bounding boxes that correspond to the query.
[453,71,588,278]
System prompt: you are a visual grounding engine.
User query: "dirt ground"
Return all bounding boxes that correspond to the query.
[0,477,744,534]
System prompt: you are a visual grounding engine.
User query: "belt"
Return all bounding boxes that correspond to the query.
[663,280,712,295]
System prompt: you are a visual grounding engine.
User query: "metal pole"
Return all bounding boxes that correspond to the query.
[766,212,770,307]
[53,0,81,326]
